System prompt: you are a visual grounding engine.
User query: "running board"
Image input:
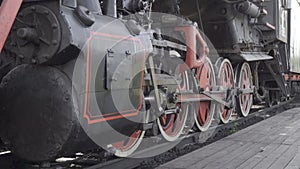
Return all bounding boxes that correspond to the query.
[240,52,273,62]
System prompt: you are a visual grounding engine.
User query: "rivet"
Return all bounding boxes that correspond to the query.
[18,55,24,59]
[220,8,227,15]
[52,40,58,45]
[110,77,117,81]
[64,96,70,102]
[213,25,218,30]
[10,42,16,47]
[43,10,49,15]
[107,49,114,54]
[52,24,58,29]
[31,6,36,11]
[44,55,49,59]
[2,77,8,83]
[32,59,37,64]
[125,50,131,55]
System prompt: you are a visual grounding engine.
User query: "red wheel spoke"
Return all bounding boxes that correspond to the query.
[158,66,189,141]
[112,129,144,157]
[199,102,209,124]
[161,115,167,125]
[222,109,229,119]
[194,57,215,131]
[216,59,234,124]
[236,63,253,117]
[164,114,175,133]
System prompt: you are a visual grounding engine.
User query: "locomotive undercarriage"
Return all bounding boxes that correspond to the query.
[0,0,292,163]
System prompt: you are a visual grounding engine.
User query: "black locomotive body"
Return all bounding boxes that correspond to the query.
[181,0,292,103]
[0,0,297,163]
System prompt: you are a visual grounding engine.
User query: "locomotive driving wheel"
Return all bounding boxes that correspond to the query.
[215,58,234,124]
[111,129,145,157]
[157,67,190,142]
[110,98,148,157]
[194,57,216,131]
[236,62,253,117]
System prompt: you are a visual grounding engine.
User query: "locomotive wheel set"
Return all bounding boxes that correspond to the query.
[0,0,297,164]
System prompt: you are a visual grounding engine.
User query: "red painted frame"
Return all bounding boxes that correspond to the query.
[175,25,209,69]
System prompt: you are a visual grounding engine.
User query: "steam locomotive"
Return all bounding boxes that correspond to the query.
[0,0,298,163]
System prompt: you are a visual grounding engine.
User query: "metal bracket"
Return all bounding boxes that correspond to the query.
[237,86,255,95]
[152,39,187,51]
[142,123,153,131]
[106,48,133,90]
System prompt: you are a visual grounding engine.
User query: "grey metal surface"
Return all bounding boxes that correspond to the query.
[240,52,273,62]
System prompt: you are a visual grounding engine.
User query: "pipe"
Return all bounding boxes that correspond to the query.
[102,0,117,18]
[237,1,260,18]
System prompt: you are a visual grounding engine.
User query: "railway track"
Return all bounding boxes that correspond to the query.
[87,98,297,169]
[0,97,296,169]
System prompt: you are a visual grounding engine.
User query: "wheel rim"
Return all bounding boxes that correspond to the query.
[216,58,234,124]
[236,63,253,117]
[157,70,189,142]
[111,102,148,157]
[111,129,145,157]
[194,57,216,131]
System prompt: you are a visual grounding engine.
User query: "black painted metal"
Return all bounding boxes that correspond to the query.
[5,3,61,64]
[152,0,180,14]
[75,5,95,26]
[237,1,260,18]
[77,0,102,14]
[0,65,93,162]
[62,0,77,8]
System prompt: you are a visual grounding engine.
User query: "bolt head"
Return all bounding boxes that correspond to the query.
[43,10,49,15]
[43,55,49,59]
[32,59,37,64]
[125,50,131,55]
[18,13,24,17]
[31,6,36,11]
[52,40,58,45]
[52,24,58,29]
[10,42,16,47]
